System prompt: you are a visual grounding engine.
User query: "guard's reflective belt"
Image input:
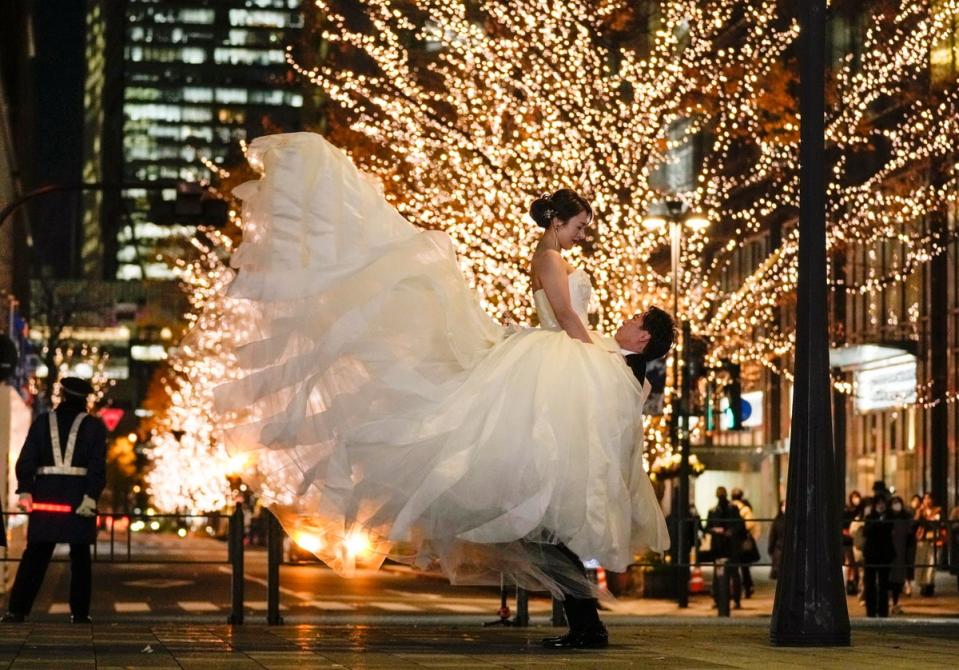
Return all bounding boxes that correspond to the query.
[37,466,88,476]
[41,412,88,477]
[31,502,73,513]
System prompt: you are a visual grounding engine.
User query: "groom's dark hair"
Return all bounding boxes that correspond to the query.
[642,307,675,361]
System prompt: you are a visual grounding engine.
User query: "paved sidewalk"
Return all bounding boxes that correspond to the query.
[0,620,957,669]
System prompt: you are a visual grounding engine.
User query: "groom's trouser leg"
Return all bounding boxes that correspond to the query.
[553,543,602,631]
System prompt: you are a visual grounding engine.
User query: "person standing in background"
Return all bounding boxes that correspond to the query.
[706,487,744,609]
[888,496,912,615]
[915,493,942,597]
[729,488,758,599]
[1,378,107,624]
[768,500,786,580]
[843,491,863,595]
[862,496,894,618]
[905,494,922,596]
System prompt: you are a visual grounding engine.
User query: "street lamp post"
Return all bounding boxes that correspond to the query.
[644,200,709,608]
[769,0,850,646]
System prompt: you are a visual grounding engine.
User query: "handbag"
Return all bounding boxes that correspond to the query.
[741,535,761,563]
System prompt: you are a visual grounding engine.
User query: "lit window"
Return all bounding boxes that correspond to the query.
[218,108,246,124]
[179,9,215,24]
[117,245,139,262]
[250,89,284,105]
[228,9,292,28]
[213,47,286,65]
[131,345,168,361]
[125,103,182,122]
[216,88,248,104]
[182,47,206,64]
[181,125,214,142]
[117,264,144,281]
[183,87,213,103]
[182,107,213,122]
[143,263,182,280]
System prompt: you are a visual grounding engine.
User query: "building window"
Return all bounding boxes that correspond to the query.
[216,88,249,104]
[178,9,215,25]
[213,47,286,65]
[228,9,300,28]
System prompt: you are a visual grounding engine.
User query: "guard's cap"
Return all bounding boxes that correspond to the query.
[59,377,95,398]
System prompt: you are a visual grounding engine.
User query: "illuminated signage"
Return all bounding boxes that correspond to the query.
[855,359,916,413]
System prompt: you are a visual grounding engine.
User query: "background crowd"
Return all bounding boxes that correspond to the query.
[668,484,959,616]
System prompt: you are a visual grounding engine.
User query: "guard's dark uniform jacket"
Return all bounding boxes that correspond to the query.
[16,407,107,543]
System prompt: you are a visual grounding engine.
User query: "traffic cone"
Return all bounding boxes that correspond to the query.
[595,566,608,592]
[689,566,706,594]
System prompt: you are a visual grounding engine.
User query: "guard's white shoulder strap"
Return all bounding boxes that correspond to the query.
[48,411,62,467]
[63,413,88,467]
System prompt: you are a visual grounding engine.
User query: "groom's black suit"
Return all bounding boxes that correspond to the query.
[550,353,648,635]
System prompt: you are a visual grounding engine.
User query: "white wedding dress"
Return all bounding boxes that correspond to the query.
[214,132,669,598]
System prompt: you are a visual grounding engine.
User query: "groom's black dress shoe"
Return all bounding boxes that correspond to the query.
[541,627,609,649]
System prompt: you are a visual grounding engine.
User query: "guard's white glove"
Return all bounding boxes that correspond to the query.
[75,495,97,518]
[17,493,33,513]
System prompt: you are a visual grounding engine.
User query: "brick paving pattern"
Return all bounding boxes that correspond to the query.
[0,621,957,669]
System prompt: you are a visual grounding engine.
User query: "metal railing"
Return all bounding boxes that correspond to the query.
[632,516,959,617]
[1,508,246,624]
[5,508,953,625]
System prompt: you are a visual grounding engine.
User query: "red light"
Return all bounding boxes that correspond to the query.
[32,502,73,514]
[99,408,125,432]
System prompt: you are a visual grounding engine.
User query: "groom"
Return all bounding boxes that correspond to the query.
[542,306,675,649]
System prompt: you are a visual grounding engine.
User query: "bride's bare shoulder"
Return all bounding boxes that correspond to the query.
[531,248,565,271]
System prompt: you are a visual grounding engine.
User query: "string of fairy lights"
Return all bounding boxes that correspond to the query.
[145,230,254,512]
[286,0,959,453]
[148,1,959,511]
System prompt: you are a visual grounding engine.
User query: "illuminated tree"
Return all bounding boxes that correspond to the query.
[145,230,251,513]
[287,0,959,418]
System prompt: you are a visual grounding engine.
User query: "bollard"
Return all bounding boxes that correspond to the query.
[714,559,730,617]
[227,507,245,625]
[551,596,566,627]
[513,587,529,627]
[266,510,284,625]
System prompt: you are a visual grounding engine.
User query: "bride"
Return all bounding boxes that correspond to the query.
[213,132,671,628]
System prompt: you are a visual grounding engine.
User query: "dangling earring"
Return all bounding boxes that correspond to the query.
[551,222,560,248]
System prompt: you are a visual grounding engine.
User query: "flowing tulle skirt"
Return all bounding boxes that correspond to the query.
[213,133,668,597]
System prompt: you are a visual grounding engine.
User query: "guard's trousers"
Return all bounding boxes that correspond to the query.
[7,543,91,617]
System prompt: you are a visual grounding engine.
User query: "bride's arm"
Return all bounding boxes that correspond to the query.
[533,251,593,344]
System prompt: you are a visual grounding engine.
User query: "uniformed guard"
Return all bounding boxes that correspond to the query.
[1,377,107,623]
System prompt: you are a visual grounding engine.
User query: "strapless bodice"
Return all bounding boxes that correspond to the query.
[533,268,592,329]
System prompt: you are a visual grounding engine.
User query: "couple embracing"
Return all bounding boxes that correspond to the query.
[214,133,673,649]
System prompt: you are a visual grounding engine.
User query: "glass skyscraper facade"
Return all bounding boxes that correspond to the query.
[111,0,304,281]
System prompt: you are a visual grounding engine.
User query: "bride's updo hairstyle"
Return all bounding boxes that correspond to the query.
[529,189,593,229]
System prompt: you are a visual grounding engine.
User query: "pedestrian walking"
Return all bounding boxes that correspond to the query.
[888,496,912,614]
[915,493,942,597]
[730,488,759,598]
[768,501,786,580]
[706,487,744,609]
[849,497,871,603]
[862,496,894,618]
[1,378,107,624]
[843,491,863,594]
[948,504,959,592]
[905,494,922,596]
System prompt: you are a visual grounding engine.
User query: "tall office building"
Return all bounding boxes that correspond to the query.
[87,0,305,282]
[57,0,308,435]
